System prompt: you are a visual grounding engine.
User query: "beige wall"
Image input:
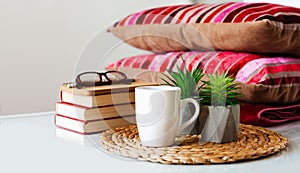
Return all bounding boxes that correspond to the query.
[0,0,190,115]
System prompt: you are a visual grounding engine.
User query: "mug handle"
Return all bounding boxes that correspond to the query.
[176,98,200,135]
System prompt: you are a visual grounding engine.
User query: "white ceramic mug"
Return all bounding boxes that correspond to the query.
[135,86,200,147]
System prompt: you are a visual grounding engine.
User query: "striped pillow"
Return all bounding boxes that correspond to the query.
[108,2,300,56]
[106,51,300,104]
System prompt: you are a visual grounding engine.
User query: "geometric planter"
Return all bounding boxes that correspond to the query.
[200,104,240,143]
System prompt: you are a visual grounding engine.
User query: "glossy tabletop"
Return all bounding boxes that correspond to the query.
[0,112,300,173]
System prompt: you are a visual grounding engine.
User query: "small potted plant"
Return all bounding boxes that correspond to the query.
[161,60,204,134]
[199,73,241,143]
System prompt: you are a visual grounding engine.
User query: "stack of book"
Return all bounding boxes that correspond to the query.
[55,80,158,134]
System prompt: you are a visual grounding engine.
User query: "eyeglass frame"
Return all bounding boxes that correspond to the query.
[75,70,134,88]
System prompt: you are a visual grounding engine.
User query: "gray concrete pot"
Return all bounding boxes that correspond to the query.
[200,105,240,143]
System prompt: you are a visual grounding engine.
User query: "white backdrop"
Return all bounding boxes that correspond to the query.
[0,0,191,115]
[1,0,294,115]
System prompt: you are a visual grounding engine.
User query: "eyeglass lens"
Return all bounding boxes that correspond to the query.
[79,73,102,83]
[106,71,126,81]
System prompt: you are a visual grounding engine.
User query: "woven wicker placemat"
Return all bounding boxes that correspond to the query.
[100,124,288,164]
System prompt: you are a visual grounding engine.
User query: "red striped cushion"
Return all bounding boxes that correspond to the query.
[114,2,300,25]
[106,51,300,104]
[108,2,300,56]
[236,57,300,85]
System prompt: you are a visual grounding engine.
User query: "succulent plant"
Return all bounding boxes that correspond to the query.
[161,55,241,105]
[200,73,240,106]
[161,59,204,99]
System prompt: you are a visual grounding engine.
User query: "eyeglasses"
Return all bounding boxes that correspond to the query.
[74,71,135,88]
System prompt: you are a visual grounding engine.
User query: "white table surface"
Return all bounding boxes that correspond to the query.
[0,112,300,173]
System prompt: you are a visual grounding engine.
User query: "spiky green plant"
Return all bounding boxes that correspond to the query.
[200,73,240,106]
[161,60,204,99]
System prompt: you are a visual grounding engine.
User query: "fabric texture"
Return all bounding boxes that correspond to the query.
[108,2,300,56]
[240,103,300,126]
[106,51,300,104]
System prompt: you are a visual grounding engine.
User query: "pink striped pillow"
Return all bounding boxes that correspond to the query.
[106,51,300,104]
[108,2,300,56]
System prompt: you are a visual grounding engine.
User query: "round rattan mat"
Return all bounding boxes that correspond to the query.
[100,124,288,164]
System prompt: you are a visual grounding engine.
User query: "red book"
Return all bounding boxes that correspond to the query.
[55,102,135,121]
[54,114,136,134]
